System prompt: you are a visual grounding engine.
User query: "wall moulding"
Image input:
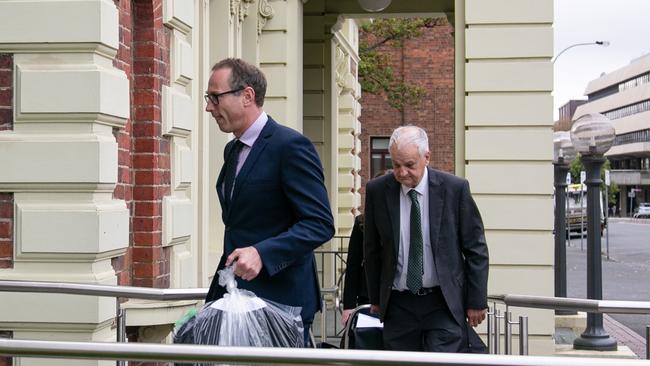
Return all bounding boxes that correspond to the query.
[162,86,193,137]
[231,0,256,23]
[0,133,118,188]
[12,113,128,129]
[15,64,129,124]
[0,0,119,50]
[258,0,274,35]
[15,200,128,257]
[172,35,194,87]
[162,196,193,247]
[0,43,118,59]
[171,138,193,190]
[164,0,195,35]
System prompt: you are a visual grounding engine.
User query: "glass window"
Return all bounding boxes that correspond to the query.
[370,137,392,178]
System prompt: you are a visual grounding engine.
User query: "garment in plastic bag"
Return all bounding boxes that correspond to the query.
[173,266,304,349]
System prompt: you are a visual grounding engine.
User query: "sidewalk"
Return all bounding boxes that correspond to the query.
[609,217,650,225]
[605,314,647,358]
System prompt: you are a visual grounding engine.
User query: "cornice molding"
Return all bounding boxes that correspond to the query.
[258,0,274,35]
[231,0,255,23]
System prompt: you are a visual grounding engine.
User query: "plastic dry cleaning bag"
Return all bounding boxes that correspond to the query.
[174,266,304,349]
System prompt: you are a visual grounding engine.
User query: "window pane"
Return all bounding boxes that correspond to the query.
[371,153,382,178]
[372,137,390,150]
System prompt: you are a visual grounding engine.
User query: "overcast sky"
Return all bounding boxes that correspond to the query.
[554,0,650,120]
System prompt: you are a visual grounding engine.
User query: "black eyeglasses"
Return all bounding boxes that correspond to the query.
[204,87,245,105]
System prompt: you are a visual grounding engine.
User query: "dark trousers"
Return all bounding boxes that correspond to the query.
[303,321,312,347]
[383,288,464,352]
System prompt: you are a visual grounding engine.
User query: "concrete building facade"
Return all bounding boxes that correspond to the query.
[0,0,556,363]
[574,53,650,215]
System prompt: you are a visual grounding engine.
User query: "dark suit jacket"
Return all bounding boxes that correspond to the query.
[363,167,489,326]
[205,117,335,323]
[342,215,369,309]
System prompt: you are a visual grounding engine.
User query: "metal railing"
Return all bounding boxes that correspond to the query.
[3,280,650,361]
[314,241,349,343]
[487,305,528,355]
[3,338,650,365]
[488,294,650,359]
[0,279,208,366]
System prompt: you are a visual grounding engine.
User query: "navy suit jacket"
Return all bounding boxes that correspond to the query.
[206,117,335,323]
[363,168,489,326]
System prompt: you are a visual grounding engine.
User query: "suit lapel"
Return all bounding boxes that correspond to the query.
[427,167,444,254]
[216,140,234,215]
[226,118,276,220]
[384,177,401,257]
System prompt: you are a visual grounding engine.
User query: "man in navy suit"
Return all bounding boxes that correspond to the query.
[204,58,335,346]
[364,126,489,352]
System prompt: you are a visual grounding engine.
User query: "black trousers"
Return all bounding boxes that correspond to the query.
[383,288,464,352]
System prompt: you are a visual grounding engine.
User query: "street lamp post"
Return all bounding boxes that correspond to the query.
[552,41,610,64]
[571,113,617,351]
[553,131,576,315]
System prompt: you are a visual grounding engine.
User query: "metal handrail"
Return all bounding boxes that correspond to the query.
[489,294,650,314]
[489,294,650,359]
[0,280,207,300]
[2,338,650,366]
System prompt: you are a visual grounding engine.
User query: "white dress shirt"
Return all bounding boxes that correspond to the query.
[393,168,439,290]
[221,111,268,197]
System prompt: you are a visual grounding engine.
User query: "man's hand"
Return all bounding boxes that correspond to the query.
[369,304,381,314]
[226,247,262,281]
[341,309,354,326]
[466,308,487,327]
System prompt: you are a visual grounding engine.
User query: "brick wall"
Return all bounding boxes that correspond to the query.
[131,0,171,289]
[359,19,455,206]
[112,0,134,286]
[0,53,14,274]
[0,49,12,366]
[111,0,172,290]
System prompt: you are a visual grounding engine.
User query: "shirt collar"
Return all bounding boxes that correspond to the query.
[238,111,268,147]
[401,167,428,197]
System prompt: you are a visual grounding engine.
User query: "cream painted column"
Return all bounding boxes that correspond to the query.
[463,0,555,355]
[331,18,362,237]
[0,1,128,365]
[258,0,303,131]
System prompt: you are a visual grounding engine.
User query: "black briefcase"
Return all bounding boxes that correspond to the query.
[342,306,384,350]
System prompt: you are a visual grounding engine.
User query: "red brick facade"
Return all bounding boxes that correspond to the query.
[359,19,455,205]
[0,53,14,274]
[111,0,172,289]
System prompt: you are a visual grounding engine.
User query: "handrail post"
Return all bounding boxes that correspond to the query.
[320,297,327,344]
[494,309,501,354]
[646,325,650,360]
[504,310,512,355]
[487,306,494,354]
[519,316,529,355]
[116,300,126,366]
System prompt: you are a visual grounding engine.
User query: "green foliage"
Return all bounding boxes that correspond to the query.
[568,154,619,205]
[358,18,443,112]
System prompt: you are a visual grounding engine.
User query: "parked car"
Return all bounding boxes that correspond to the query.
[634,203,650,218]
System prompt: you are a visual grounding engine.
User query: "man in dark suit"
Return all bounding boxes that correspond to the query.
[364,125,489,352]
[204,58,335,345]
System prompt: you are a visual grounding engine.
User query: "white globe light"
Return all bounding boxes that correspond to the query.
[553,131,576,162]
[358,0,391,12]
[570,113,615,156]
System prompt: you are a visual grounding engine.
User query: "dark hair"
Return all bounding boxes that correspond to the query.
[212,58,267,107]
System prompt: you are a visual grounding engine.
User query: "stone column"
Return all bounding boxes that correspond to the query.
[0,1,129,365]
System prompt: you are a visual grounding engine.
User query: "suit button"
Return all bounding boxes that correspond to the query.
[225,226,230,231]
